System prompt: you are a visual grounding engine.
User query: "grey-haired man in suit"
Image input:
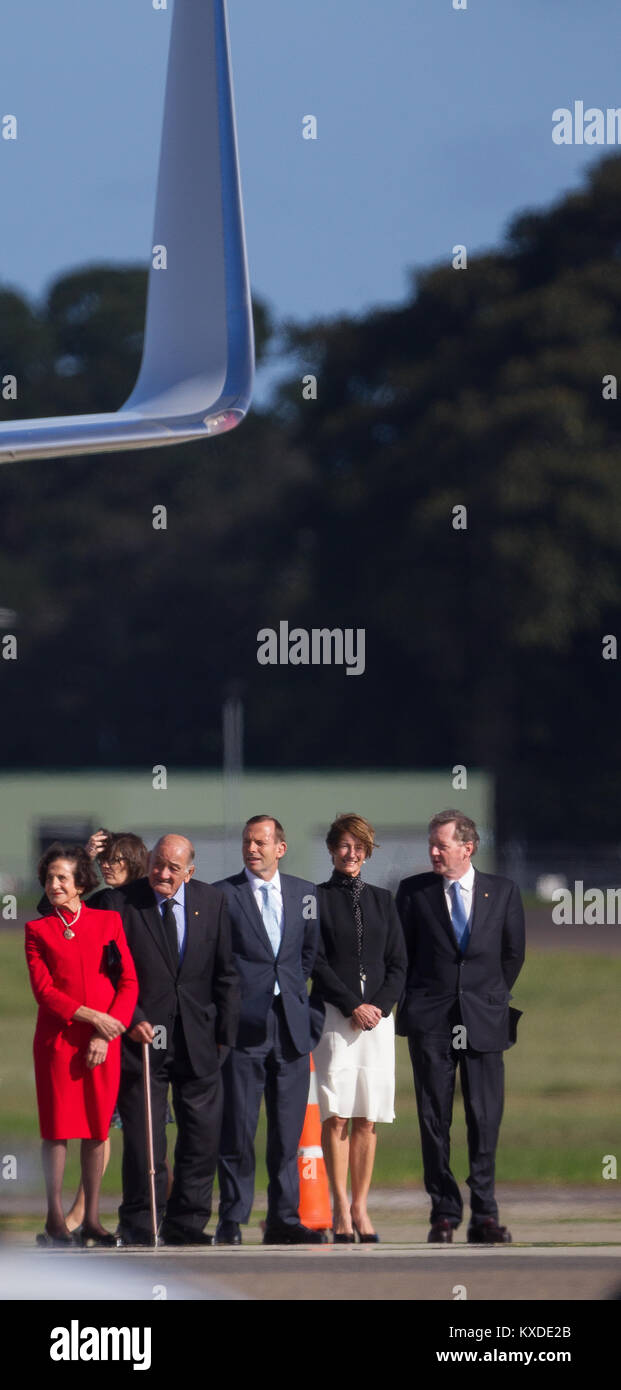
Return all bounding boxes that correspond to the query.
[213,815,323,1244]
[396,810,525,1245]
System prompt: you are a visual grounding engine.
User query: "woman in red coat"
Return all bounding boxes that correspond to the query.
[25,842,138,1247]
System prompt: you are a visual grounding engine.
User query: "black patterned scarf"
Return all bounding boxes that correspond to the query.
[332,870,366,980]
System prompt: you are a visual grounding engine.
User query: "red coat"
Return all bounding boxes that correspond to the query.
[25,905,139,1140]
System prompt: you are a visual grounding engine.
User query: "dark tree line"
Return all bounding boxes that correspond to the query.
[2,156,621,848]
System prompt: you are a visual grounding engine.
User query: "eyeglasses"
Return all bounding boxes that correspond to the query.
[100,856,126,866]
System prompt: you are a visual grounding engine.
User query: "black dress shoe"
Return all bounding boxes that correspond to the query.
[161,1223,213,1246]
[215,1220,242,1246]
[467,1219,511,1244]
[428,1219,454,1244]
[262,1221,326,1245]
[116,1229,158,1248]
[332,1232,356,1243]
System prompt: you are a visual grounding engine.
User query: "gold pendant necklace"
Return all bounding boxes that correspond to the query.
[55,902,82,939]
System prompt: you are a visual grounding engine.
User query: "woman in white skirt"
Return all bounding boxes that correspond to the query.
[311,814,407,1242]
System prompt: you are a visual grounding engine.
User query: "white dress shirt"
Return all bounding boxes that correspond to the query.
[244,867,283,994]
[245,866,283,926]
[154,879,187,960]
[443,862,475,925]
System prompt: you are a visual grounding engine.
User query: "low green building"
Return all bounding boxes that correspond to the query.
[0,767,493,894]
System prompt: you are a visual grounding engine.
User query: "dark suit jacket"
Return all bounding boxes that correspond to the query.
[395,869,525,1052]
[212,870,320,1053]
[310,876,407,1018]
[98,876,240,1078]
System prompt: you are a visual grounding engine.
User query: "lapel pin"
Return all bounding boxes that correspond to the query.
[194,911,199,916]
[484,893,489,898]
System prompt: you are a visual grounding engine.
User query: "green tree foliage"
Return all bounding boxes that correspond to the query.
[1,158,621,845]
[0,271,309,768]
[275,155,621,840]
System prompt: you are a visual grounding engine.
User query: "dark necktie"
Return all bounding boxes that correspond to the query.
[161,898,179,967]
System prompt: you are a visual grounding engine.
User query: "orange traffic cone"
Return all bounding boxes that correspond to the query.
[298,1055,332,1232]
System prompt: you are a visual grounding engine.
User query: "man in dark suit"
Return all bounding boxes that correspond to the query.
[213,814,322,1245]
[396,810,524,1245]
[100,833,240,1246]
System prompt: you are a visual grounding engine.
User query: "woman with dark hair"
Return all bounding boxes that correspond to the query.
[36,830,148,910]
[311,814,407,1243]
[94,833,149,895]
[63,831,149,1230]
[25,842,138,1247]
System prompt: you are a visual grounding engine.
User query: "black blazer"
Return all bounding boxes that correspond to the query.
[395,869,525,1052]
[212,870,320,1053]
[98,876,240,1078]
[310,875,407,1019]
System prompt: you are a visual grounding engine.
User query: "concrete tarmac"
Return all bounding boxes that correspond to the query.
[4,1187,620,1301]
[3,1242,621,1302]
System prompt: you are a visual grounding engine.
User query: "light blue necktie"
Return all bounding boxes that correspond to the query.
[449,881,470,953]
[260,882,281,994]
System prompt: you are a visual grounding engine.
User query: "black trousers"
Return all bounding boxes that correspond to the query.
[117,1018,223,1240]
[217,997,309,1227]
[409,1028,504,1227]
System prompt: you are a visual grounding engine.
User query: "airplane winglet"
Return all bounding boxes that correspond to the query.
[0,0,254,465]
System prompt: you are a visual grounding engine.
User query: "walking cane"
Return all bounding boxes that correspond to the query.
[142,1040,159,1248]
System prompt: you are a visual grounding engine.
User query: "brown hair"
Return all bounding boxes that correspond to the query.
[38,842,99,894]
[326,813,377,860]
[428,810,480,853]
[244,815,286,843]
[105,833,148,881]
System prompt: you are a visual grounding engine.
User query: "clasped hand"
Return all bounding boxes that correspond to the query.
[86,1037,109,1069]
[351,1003,382,1031]
[92,1011,126,1041]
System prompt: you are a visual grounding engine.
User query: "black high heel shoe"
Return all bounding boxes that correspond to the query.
[332,1231,356,1244]
[36,1224,76,1248]
[351,1218,380,1244]
[76,1224,117,1247]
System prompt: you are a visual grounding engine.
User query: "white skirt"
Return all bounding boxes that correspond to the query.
[313,1002,396,1124]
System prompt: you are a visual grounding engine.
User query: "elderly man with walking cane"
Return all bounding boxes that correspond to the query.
[99,834,240,1246]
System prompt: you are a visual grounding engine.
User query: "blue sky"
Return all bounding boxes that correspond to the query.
[1,0,620,337]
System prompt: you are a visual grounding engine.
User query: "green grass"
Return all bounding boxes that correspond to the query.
[376,949,621,1185]
[2,929,619,1206]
